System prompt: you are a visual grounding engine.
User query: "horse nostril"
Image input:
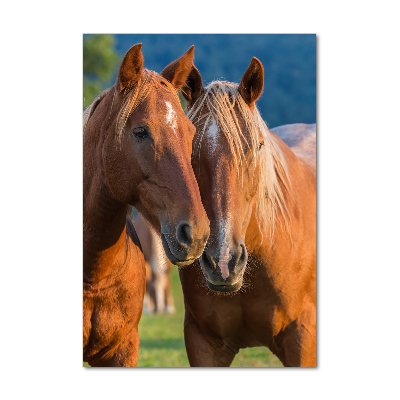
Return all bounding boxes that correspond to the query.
[176,223,193,248]
[239,243,247,265]
[201,250,216,270]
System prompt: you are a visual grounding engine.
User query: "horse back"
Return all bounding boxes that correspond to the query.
[271,123,316,171]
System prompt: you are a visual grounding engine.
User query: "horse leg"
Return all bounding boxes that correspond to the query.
[145,271,157,313]
[85,327,140,367]
[142,292,150,314]
[155,273,166,314]
[184,307,239,367]
[145,282,156,313]
[165,272,175,314]
[108,331,140,367]
[144,261,156,313]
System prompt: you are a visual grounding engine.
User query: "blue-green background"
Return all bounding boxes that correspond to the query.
[85,34,316,128]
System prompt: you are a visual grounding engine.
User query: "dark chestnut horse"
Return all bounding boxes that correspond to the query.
[83,44,209,367]
[179,58,316,366]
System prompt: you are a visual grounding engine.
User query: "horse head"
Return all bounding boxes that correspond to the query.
[84,44,210,266]
[183,58,287,291]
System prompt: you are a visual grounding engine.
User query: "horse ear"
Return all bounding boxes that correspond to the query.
[238,57,264,107]
[181,64,204,106]
[117,43,144,92]
[160,45,195,90]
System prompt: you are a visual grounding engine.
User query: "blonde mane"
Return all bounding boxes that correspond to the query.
[83,69,180,148]
[187,81,291,239]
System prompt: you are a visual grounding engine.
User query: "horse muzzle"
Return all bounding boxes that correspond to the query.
[161,221,210,266]
[199,240,248,292]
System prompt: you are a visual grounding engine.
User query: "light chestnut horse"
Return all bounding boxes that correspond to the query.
[134,212,175,314]
[179,58,316,367]
[83,44,209,367]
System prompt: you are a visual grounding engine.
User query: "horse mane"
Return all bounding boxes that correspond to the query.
[187,81,291,240]
[83,69,180,148]
[83,88,110,134]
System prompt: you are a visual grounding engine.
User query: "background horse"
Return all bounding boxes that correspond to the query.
[83,44,209,367]
[134,212,175,314]
[178,58,316,366]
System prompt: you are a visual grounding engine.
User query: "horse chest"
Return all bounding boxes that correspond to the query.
[84,283,133,348]
[83,254,145,363]
[192,295,270,344]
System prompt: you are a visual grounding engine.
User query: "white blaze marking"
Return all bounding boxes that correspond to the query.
[217,214,233,280]
[207,118,219,153]
[165,101,178,132]
[218,243,231,280]
[165,101,186,164]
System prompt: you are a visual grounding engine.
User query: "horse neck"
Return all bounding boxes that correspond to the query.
[83,134,130,284]
[245,133,316,275]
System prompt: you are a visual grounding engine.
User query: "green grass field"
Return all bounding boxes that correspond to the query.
[84,268,283,367]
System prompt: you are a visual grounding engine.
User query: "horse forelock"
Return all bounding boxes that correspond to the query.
[116,70,182,147]
[83,69,180,147]
[188,81,291,240]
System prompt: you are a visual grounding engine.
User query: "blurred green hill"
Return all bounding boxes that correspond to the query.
[83,34,316,128]
[83,34,119,108]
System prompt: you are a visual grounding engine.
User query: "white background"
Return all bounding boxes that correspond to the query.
[1,1,399,399]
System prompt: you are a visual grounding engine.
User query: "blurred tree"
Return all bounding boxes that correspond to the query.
[178,91,187,113]
[83,34,120,108]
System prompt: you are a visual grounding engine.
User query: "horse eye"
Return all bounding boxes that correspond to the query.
[132,127,149,139]
[258,141,265,151]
